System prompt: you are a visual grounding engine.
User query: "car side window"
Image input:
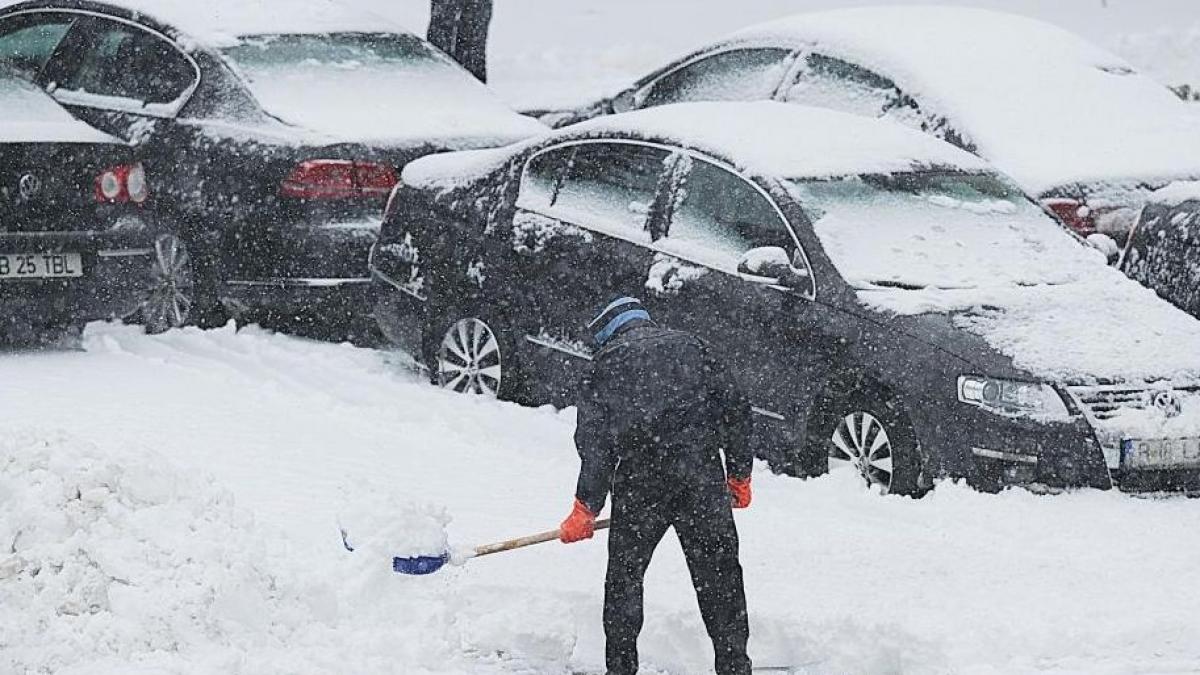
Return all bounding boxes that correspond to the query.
[57,19,195,108]
[517,142,672,241]
[0,13,75,79]
[661,156,804,272]
[783,53,911,120]
[639,48,793,109]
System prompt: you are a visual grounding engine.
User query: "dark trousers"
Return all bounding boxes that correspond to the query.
[604,482,751,675]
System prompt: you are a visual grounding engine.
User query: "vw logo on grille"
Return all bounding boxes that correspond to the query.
[18,173,41,200]
[1151,390,1183,418]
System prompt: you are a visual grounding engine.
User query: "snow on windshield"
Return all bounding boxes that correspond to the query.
[221,33,542,146]
[790,172,1098,290]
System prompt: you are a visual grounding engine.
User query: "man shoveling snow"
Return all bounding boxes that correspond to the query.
[558,297,754,675]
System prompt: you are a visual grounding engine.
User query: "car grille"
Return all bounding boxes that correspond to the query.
[1068,385,1200,421]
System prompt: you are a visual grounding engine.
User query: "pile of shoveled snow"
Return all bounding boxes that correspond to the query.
[0,430,572,675]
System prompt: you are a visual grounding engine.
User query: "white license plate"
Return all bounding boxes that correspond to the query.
[1122,438,1200,470]
[0,252,83,279]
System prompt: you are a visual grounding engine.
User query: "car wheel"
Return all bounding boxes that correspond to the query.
[422,303,526,401]
[808,385,927,496]
[139,234,195,334]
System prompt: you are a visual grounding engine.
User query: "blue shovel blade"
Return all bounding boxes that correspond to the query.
[393,553,450,575]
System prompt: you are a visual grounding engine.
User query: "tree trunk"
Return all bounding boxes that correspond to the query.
[428,0,493,83]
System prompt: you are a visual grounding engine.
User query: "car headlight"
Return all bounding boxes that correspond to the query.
[957,375,1071,421]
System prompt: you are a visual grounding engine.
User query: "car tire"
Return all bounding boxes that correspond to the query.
[805,381,928,497]
[421,299,529,402]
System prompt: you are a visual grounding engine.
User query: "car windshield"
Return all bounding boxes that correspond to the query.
[788,172,1103,290]
[220,33,499,138]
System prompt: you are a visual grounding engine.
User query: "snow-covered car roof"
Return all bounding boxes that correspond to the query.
[0,71,120,144]
[86,0,407,46]
[560,101,990,182]
[730,7,1200,195]
[1148,181,1200,207]
[404,101,991,194]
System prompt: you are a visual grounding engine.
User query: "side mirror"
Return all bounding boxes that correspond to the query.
[1086,233,1120,265]
[610,89,638,114]
[737,246,810,289]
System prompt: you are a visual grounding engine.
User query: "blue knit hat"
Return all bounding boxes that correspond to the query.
[588,297,651,346]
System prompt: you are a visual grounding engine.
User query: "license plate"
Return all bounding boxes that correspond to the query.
[0,252,83,279]
[1122,438,1200,470]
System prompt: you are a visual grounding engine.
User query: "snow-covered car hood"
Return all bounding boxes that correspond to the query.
[860,267,1200,386]
[0,73,121,145]
[736,7,1200,196]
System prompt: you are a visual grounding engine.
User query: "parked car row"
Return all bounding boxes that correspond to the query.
[4,2,1200,496]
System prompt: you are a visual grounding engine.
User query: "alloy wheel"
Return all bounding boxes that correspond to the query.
[142,234,194,333]
[436,317,502,396]
[829,411,895,493]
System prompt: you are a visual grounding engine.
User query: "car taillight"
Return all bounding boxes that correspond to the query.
[95,163,149,204]
[1042,198,1095,236]
[280,159,398,200]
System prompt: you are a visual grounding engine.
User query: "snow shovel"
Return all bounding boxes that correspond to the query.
[342,518,612,575]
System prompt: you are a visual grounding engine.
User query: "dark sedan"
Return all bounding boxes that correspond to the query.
[0,0,544,331]
[1,70,185,341]
[372,102,1200,496]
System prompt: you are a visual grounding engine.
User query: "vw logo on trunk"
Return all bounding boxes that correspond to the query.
[18,173,41,200]
[1151,390,1183,418]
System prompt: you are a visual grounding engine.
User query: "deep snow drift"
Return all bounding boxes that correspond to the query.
[3,323,1200,674]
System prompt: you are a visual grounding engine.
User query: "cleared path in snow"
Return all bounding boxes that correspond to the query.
[2,323,1198,674]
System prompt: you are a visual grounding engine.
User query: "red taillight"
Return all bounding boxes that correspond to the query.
[1042,198,1095,236]
[95,163,149,204]
[280,159,398,200]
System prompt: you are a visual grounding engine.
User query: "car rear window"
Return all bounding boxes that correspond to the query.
[789,172,1102,290]
[218,32,504,139]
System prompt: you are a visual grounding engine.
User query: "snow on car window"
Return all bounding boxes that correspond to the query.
[784,53,896,118]
[517,143,667,241]
[662,157,793,270]
[640,48,792,108]
[790,173,1100,290]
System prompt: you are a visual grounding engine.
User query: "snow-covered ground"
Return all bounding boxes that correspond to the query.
[4,323,1200,674]
[358,0,1200,109]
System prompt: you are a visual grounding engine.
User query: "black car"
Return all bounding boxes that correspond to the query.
[1121,183,1200,320]
[372,101,1200,495]
[1,71,187,341]
[0,0,544,330]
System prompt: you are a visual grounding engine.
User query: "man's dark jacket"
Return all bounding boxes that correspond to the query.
[574,321,753,512]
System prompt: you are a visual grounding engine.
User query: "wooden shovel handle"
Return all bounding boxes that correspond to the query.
[472,518,612,558]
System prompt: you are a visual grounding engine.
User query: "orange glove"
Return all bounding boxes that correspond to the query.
[728,477,752,509]
[559,498,596,543]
